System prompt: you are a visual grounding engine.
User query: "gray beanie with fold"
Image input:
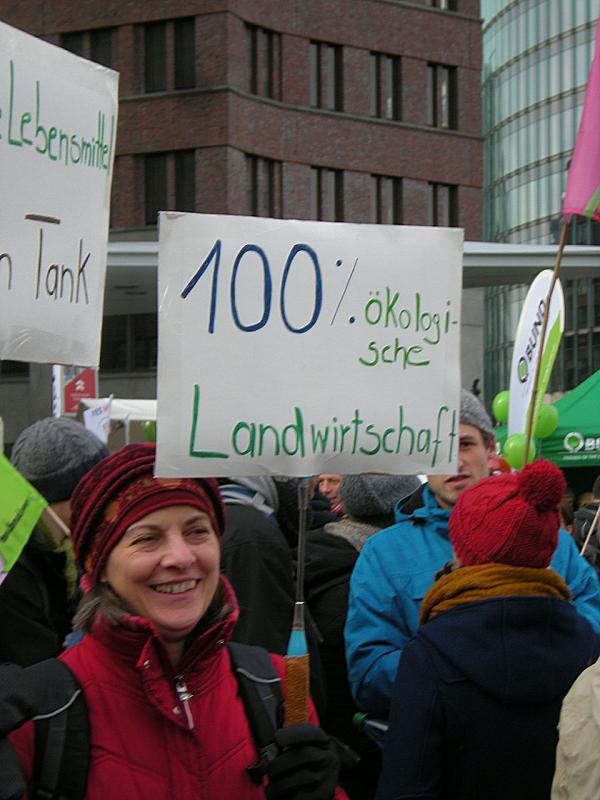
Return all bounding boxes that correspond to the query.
[11,417,109,503]
[340,474,421,521]
[460,389,494,439]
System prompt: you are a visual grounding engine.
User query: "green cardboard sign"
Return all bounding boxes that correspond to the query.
[0,454,47,581]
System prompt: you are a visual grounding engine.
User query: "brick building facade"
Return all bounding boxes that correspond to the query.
[0,0,484,447]
[1,0,483,238]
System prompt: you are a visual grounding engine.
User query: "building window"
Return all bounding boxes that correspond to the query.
[372,176,402,224]
[247,156,281,217]
[369,53,401,120]
[175,150,196,212]
[145,154,167,225]
[310,168,344,221]
[428,183,458,226]
[174,18,195,89]
[427,0,457,9]
[145,22,167,92]
[143,150,196,225]
[309,41,343,111]
[61,32,85,57]
[0,360,29,377]
[247,24,281,99]
[427,63,457,129]
[100,314,157,372]
[90,29,114,68]
[100,315,128,371]
[133,314,158,370]
[61,28,115,69]
[145,151,197,225]
[143,18,195,93]
[569,216,600,245]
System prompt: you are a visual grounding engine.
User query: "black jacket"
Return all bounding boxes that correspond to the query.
[376,594,600,800]
[0,534,73,666]
[220,503,327,718]
[221,504,296,654]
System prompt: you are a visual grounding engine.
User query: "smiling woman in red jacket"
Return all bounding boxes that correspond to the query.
[8,443,345,800]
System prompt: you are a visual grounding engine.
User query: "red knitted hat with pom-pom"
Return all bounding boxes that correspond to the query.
[449,459,565,568]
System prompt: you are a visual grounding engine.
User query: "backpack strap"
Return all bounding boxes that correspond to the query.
[27,659,89,800]
[227,641,284,785]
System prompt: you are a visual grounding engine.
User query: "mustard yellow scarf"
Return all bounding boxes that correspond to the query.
[419,563,571,626]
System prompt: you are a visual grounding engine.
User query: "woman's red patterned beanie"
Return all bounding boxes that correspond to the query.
[70,442,225,589]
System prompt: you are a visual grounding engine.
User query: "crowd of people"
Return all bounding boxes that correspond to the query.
[1,390,600,799]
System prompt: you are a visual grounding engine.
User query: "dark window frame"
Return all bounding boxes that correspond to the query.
[309,40,343,112]
[310,167,344,222]
[246,23,281,100]
[144,21,167,93]
[427,62,457,129]
[174,18,196,90]
[0,360,30,378]
[372,175,403,224]
[175,150,196,212]
[427,0,457,9]
[370,52,401,120]
[428,182,458,227]
[100,313,158,373]
[246,155,281,218]
[61,28,115,69]
[144,153,168,225]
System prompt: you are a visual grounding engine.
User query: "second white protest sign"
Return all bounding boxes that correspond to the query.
[0,22,118,367]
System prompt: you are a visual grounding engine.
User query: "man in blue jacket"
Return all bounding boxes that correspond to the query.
[345,389,600,717]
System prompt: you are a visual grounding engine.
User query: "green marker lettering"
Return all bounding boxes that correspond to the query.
[188,384,229,459]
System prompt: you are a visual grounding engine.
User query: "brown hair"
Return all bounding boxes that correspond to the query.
[73,580,231,637]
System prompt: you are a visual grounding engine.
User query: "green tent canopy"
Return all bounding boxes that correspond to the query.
[494,370,600,468]
[540,370,600,468]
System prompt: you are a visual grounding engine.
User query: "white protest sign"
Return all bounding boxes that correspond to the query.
[0,22,118,367]
[508,270,564,438]
[83,394,112,444]
[156,213,463,477]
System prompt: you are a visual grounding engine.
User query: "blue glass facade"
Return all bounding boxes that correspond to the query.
[482,0,600,400]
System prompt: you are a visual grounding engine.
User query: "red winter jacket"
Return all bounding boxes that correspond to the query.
[11,577,346,800]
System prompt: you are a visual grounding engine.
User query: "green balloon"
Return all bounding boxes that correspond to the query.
[503,433,536,470]
[535,404,559,439]
[492,390,510,423]
[142,419,157,442]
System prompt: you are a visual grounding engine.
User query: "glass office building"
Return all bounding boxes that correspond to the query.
[482,0,600,401]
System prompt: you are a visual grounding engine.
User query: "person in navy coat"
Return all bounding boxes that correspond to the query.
[376,459,600,800]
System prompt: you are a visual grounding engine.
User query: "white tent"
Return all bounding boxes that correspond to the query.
[76,398,156,451]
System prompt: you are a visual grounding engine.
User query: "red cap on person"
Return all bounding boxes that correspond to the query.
[449,459,565,568]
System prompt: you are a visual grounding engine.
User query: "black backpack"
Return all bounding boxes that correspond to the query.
[4,642,283,800]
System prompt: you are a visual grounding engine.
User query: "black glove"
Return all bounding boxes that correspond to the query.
[265,723,340,800]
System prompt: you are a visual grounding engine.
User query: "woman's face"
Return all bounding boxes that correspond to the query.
[102,505,220,644]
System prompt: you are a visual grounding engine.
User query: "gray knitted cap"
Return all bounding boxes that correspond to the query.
[460,389,494,439]
[340,474,421,521]
[11,417,109,503]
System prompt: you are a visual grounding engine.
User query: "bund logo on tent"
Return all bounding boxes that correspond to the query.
[564,431,600,454]
[564,432,585,453]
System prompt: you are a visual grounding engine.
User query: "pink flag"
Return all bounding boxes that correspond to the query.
[562,17,600,222]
